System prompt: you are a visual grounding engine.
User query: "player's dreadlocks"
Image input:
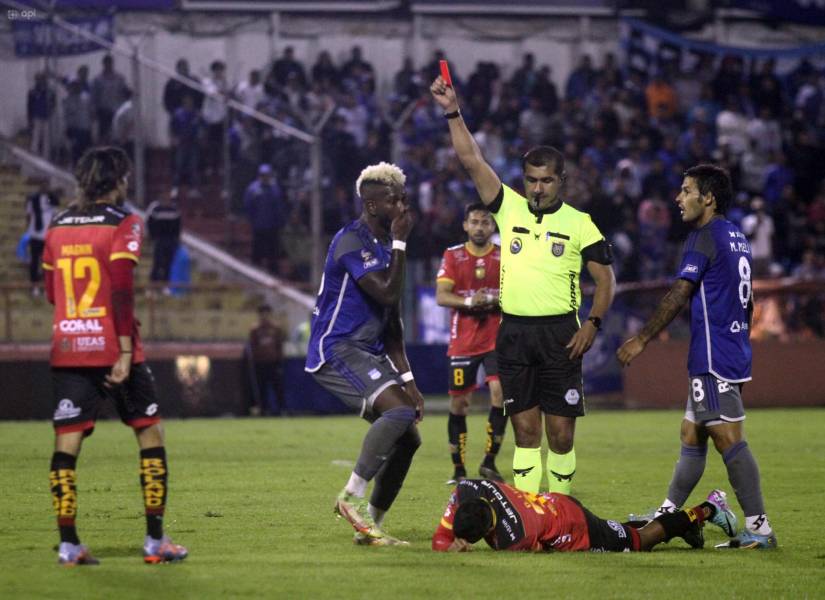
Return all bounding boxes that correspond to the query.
[453,497,495,543]
[74,146,131,211]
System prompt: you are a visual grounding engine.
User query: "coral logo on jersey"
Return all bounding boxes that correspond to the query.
[564,389,580,405]
[59,319,103,333]
[551,242,565,257]
[54,399,81,421]
[510,238,522,254]
[127,241,139,252]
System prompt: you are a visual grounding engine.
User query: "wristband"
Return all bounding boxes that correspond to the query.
[464,297,472,307]
[444,109,461,120]
[392,240,407,251]
[400,371,414,383]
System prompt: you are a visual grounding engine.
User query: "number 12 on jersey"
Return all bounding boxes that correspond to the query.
[56,256,107,318]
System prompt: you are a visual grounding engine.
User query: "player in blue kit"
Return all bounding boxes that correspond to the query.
[305,162,424,546]
[617,164,776,550]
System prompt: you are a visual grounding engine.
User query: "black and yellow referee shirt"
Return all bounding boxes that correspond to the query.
[489,184,607,317]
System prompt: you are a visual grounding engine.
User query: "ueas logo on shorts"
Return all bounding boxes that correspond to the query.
[510,237,522,254]
[552,242,565,257]
[564,389,580,405]
[54,399,81,421]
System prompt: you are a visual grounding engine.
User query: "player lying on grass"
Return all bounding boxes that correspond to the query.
[432,479,736,552]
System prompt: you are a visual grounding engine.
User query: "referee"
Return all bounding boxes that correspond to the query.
[431,75,616,495]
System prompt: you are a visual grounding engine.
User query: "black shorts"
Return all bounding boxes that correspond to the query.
[448,351,498,395]
[570,497,640,552]
[51,363,162,436]
[496,313,584,417]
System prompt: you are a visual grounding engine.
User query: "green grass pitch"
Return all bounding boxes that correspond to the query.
[1,406,824,599]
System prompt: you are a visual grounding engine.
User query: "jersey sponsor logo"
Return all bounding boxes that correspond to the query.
[564,388,580,405]
[368,368,381,381]
[74,336,106,351]
[54,398,82,421]
[683,264,699,273]
[729,321,749,333]
[568,270,577,310]
[551,242,565,257]
[127,240,139,252]
[59,319,104,334]
[549,534,572,547]
[510,237,522,254]
[57,215,106,225]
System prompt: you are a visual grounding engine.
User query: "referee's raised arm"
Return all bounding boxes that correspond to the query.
[430,76,501,205]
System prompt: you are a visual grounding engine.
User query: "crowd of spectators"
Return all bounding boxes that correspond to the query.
[23,45,825,294]
[170,46,824,290]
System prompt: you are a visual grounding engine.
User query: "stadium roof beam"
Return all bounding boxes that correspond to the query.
[410,0,615,17]
[181,1,401,12]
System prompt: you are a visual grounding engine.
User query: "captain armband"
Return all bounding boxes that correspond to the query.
[581,239,614,265]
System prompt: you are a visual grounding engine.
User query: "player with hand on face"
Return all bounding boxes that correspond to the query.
[436,203,506,484]
[617,164,776,550]
[306,162,424,546]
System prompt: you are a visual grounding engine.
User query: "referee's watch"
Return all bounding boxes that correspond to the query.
[587,316,602,331]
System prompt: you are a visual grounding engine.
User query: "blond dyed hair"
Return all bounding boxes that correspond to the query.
[355,162,406,198]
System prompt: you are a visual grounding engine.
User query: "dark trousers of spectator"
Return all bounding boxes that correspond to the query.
[173,142,200,187]
[253,361,284,415]
[251,228,280,272]
[96,108,114,142]
[150,239,179,283]
[66,127,92,164]
[203,121,224,173]
[29,238,45,283]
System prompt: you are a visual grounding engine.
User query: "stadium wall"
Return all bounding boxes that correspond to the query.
[2,339,822,420]
[623,339,825,408]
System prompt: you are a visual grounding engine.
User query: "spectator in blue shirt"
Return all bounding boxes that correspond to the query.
[244,164,287,273]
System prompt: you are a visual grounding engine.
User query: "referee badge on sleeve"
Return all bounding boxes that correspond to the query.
[551,242,565,257]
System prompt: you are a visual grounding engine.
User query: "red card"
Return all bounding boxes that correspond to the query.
[439,60,453,87]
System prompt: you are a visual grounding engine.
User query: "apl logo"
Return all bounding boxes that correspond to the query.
[510,237,522,254]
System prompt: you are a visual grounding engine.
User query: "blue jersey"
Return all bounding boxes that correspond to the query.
[677,217,753,382]
[305,220,392,372]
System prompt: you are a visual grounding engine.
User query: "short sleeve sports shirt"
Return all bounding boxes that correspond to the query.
[490,185,606,317]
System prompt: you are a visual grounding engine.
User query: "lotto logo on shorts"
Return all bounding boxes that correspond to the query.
[146,403,159,416]
[54,399,81,421]
[607,520,627,538]
[564,389,580,405]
